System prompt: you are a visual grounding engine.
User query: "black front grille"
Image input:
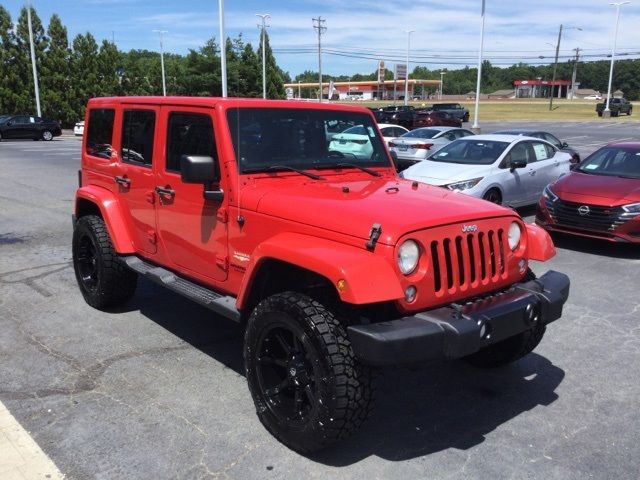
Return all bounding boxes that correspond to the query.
[546,199,628,232]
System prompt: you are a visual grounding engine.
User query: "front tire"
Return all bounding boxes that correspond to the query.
[72,215,137,309]
[244,292,373,453]
[483,188,502,205]
[42,130,53,141]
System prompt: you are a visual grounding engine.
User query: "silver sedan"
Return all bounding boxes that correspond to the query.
[401,134,573,207]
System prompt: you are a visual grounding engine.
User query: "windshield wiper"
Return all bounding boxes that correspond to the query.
[334,162,382,177]
[616,174,640,179]
[243,165,322,180]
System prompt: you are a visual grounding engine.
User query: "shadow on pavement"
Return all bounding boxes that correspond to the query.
[550,232,640,259]
[117,279,565,465]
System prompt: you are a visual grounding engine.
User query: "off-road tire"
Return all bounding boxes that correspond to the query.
[42,130,53,141]
[72,215,137,309]
[628,108,632,116]
[244,292,374,453]
[464,268,545,367]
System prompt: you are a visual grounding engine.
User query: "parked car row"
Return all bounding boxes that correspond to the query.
[370,103,469,130]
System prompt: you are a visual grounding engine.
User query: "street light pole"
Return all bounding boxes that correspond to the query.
[26,1,41,117]
[153,30,168,96]
[218,0,227,97]
[256,14,270,99]
[404,30,414,106]
[570,47,580,100]
[471,0,486,132]
[604,1,630,116]
[549,24,563,111]
[439,71,446,100]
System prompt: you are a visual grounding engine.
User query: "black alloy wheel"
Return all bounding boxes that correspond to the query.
[244,292,373,453]
[76,234,99,293]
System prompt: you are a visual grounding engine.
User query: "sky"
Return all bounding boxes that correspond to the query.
[3,0,640,77]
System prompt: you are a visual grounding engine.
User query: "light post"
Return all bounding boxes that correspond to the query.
[604,1,630,117]
[218,0,227,97]
[549,25,582,111]
[439,71,446,100]
[403,30,414,106]
[26,1,41,116]
[256,14,270,99]
[153,30,168,96]
[471,0,486,132]
[298,80,301,99]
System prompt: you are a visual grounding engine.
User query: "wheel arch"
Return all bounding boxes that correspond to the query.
[75,186,135,253]
[237,233,404,311]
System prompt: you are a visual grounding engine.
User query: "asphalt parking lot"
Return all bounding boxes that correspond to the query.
[1,121,639,480]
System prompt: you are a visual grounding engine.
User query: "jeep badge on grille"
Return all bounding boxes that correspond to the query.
[462,224,478,233]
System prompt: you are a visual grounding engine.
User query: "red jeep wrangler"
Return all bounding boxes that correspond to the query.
[72,97,570,452]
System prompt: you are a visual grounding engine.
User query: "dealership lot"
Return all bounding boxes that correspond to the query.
[1,122,639,479]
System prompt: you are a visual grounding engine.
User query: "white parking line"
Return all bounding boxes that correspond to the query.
[0,401,65,479]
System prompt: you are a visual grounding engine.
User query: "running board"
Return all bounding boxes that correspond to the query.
[122,256,241,322]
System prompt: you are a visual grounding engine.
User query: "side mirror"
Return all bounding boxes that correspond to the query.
[510,159,527,172]
[562,142,569,148]
[180,155,217,184]
[6,121,13,126]
[180,155,224,202]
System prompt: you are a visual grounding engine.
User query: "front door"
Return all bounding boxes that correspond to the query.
[155,107,228,282]
[525,141,561,200]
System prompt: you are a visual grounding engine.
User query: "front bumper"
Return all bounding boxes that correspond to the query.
[347,270,570,366]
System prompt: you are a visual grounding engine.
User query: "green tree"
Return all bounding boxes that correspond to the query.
[41,14,74,125]
[70,33,100,116]
[257,32,285,98]
[0,6,16,113]
[97,40,124,97]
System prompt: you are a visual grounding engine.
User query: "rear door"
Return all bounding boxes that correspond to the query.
[6,116,30,138]
[155,106,228,282]
[525,141,562,200]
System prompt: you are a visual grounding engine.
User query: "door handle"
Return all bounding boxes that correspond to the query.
[114,175,131,186]
[155,186,175,198]
[529,170,536,176]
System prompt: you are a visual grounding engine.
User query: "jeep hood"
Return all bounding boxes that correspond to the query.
[243,176,514,245]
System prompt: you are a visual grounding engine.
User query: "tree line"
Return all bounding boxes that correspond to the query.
[0,6,288,127]
[294,58,640,101]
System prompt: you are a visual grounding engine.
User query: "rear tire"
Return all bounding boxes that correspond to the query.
[72,215,137,309]
[464,269,545,367]
[482,188,502,205]
[244,292,373,453]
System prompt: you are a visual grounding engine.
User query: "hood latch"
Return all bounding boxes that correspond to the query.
[365,223,382,251]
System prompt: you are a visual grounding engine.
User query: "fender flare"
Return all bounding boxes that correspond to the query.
[75,186,135,253]
[236,232,404,309]
[526,223,556,262]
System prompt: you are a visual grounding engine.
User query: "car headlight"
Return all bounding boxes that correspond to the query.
[542,185,558,202]
[398,240,420,275]
[445,178,483,191]
[507,222,522,251]
[621,202,640,216]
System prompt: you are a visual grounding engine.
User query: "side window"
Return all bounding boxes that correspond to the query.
[508,142,529,165]
[85,109,115,159]
[444,132,457,141]
[529,142,551,162]
[14,116,29,124]
[166,113,217,174]
[121,110,156,166]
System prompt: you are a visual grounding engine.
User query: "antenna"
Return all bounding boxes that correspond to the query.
[312,17,327,102]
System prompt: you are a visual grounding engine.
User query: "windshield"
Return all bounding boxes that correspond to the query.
[430,139,509,165]
[227,108,389,172]
[577,147,640,178]
[0,115,10,123]
[402,128,440,139]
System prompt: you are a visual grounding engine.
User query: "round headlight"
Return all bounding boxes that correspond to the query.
[508,222,522,251]
[398,240,420,275]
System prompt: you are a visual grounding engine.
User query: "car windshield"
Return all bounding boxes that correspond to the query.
[577,147,640,179]
[429,139,509,165]
[227,108,390,172]
[0,115,10,123]
[402,128,440,139]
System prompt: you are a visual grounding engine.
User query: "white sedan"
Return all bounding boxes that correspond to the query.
[389,126,475,170]
[401,134,572,207]
[377,123,409,146]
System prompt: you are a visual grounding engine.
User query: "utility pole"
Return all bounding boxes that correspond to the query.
[403,30,414,106]
[570,47,580,100]
[26,1,41,117]
[312,17,326,102]
[471,0,486,132]
[604,2,630,117]
[153,30,168,96]
[256,14,271,99]
[218,0,227,97]
[549,24,563,111]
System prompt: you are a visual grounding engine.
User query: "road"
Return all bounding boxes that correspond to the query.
[1,122,639,480]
